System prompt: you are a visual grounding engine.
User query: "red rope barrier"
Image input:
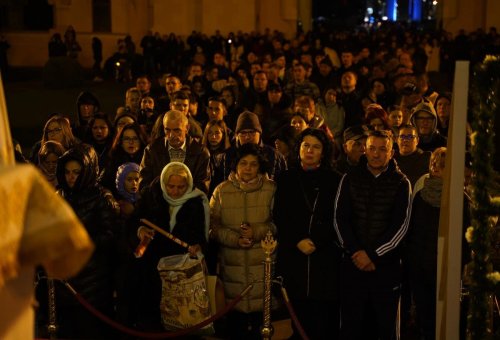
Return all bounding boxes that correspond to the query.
[63,281,253,339]
[280,286,310,340]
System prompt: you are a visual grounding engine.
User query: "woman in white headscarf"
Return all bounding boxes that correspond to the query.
[131,161,209,331]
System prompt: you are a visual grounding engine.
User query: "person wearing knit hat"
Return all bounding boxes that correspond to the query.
[410,101,447,152]
[211,110,287,190]
[235,111,262,135]
[234,110,264,147]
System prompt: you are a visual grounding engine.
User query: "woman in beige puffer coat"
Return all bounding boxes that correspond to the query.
[210,143,276,339]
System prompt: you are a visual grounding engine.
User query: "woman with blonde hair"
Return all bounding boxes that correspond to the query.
[30,115,79,163]
[405,147,471,340]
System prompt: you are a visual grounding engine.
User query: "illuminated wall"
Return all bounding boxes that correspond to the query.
[2,0,498,67]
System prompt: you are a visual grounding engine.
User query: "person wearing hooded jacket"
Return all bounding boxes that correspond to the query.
[410,101,447,152]
[47,144,118,339]
[72,91,101,140]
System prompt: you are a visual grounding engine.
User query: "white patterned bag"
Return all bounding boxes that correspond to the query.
[157,253,214,334]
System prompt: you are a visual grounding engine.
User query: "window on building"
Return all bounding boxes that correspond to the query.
[0,6,7,30]
[93,0,111,32]
[24,0,54,30]
[0,0,53,31]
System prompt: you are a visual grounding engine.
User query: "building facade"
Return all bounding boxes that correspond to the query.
[1,0,499,68]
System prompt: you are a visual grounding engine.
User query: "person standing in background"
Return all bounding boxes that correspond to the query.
[92,37,103,82]
[334,130,411,340]
[274,128,342,339]
[64,26,81,59]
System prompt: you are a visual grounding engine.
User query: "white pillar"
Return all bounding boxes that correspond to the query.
[436,60,469,340]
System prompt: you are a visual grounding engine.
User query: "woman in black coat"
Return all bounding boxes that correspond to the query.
[274,128,342,340]
[405,147,471,340]
[50,144,118,339]
[130,161,209,331]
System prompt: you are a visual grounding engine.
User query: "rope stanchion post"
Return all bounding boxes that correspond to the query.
[280,286,310,340]
[47,278,58,339]
[260,231,277,340]
[60,280,253,339]
[45,221,310,339]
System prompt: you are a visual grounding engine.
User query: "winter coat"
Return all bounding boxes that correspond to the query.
[54,145,118,312]
[334,156,412,266]
[405,191,440,281]
[394,148,432,186]
[274,167,342,301]
[210,173,276,313]
[131,176,208,326]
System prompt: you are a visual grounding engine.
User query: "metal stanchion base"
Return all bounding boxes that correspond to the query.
[261,324,274,339]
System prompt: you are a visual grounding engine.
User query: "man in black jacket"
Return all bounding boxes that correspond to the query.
[139,110,210,193]
[334,130,412,339]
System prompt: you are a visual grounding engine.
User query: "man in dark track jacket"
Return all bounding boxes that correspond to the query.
[334,130,412,340]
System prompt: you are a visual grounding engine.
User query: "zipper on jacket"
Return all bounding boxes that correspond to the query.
[306,190,319,297]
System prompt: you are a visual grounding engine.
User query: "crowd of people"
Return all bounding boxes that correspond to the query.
[22,22,499,340]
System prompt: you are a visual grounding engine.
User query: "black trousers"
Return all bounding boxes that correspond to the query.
[408,263,436,340]
[289,298,340,340]
[339,258,401,340]
[226,310,263,340]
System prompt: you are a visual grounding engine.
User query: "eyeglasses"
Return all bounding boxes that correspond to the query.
[398,134,417,141]
[123,136,139,143]
[47,128,62,135]
[238,130,258,137]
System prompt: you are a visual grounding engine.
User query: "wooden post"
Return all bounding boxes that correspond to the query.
[436,61,469,339]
